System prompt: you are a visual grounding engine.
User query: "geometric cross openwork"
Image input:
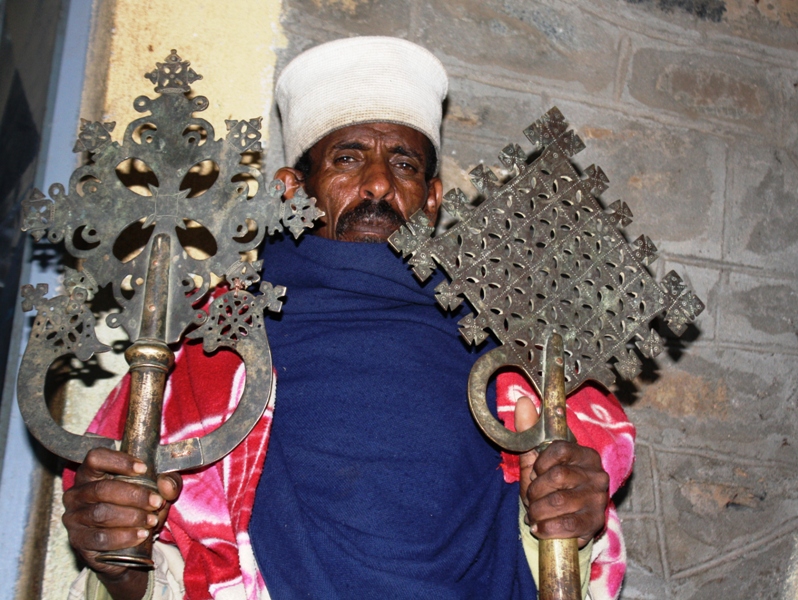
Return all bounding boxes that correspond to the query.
[16,51,324,481]
[21,50,323,348]
[389,107,704,396]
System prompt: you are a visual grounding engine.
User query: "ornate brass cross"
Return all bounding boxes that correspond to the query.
[390,106,704,599]
[17,50,323,567]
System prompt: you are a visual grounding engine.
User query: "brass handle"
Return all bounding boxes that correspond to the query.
[539,537,581,600]
[537,333,580,600]
[95,339,174,568]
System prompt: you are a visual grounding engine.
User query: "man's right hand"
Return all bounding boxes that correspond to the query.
[62,448,182,600]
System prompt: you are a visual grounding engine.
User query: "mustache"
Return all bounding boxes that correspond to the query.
[335,199,406,237]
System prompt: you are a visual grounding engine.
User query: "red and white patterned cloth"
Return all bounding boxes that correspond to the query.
[66,345,634,600]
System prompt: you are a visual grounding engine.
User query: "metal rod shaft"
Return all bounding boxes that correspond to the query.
[98,233,174,568]
[538,333,581,600]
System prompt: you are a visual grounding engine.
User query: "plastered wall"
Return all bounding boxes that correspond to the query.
[45,1,798,599]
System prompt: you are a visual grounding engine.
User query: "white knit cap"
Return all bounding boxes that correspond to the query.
[276,36,448,173]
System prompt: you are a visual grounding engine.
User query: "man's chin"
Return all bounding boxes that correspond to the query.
[335,223,402,243]
[336,230,392,243]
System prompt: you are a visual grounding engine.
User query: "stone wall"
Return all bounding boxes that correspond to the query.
[271,1,798,598]
[42,1,798,598]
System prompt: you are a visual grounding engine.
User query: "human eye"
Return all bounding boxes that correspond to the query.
[392,157,419,174]
[331,154,360,170]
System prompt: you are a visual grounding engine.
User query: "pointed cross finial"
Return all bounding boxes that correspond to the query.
[145,49,202,94]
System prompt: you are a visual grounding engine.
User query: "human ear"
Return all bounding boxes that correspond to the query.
[273,167,305,200]
[423,177,444,226]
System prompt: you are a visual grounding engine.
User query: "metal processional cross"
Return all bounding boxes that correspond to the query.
[389,106,705,600]
[16,50,323,567]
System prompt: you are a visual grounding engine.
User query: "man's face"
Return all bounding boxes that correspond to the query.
[278,123,443,243]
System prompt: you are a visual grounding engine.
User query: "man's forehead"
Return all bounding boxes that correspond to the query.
[313,123,430,155]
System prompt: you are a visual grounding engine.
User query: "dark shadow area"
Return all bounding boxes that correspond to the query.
[662,320,701,364]
[0,32,63,598]
[612,469,632,508]
[612,350,660,407]
[0,70,43,404]
[625,0,726,22]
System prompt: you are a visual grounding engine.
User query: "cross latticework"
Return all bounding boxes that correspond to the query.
[389,107,704,396]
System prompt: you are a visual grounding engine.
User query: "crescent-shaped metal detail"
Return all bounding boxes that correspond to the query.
[467,344,575,453]
[15,285,275,471]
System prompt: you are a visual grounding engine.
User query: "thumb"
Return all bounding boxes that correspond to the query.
[514,395,539,434]
[515,396,540,505]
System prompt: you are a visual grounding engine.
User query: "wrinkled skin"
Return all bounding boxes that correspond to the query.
[64,123,608,600]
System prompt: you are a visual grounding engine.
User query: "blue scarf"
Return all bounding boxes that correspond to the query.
[250,234,537,599]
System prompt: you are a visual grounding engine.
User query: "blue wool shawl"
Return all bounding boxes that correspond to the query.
[250,234,537,599]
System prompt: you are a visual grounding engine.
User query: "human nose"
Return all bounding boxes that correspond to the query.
[358,158,394,201]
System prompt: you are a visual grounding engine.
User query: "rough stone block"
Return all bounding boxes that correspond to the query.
[624,0,798,51]
[416,0,621,96]
[624,0,726,23]
[556,100,725,261]
[621,562,672,599]
[618,443,657,515]
[632,359,730,427]
[672,536,794,599]
[628,47,778,130]
[629,345,798,455]
[717,270,798,351]
[724,142,798,273]
[657,448,798,576]
[623,517,665,579]
[281,0,411,38]
[440,78,547,171]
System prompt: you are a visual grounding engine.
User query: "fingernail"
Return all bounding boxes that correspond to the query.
[531,524,538,534]
[149,493,164,509]
[147,514,158,527]
[137,528,149,540]
[133,462,147,474]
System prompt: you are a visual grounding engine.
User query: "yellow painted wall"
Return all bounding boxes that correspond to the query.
[102,0,285,130]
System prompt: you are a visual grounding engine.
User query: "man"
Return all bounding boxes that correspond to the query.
[64,37,632,600]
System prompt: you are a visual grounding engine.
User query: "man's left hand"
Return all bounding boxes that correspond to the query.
[515,396,609,549]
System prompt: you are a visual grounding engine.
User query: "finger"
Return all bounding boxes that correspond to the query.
[515,396,540,478]
[533,440,601,478]
[514,396,539,433]
[65,478,164,512]
[530,509,604,546]
[67,524,150,554]
[75,448,147,485]
[154,473,182,530]
[65,502,159,531]
[514,396,541,507]
[526,478,600,524]
[527,462,590,501]
[156,472,182,503]
[526,475,608,543]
